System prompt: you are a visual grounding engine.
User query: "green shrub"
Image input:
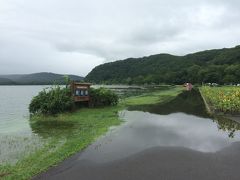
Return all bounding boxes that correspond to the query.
[29,86,74,115]
[89,87,119,107]
[29,86,118,115]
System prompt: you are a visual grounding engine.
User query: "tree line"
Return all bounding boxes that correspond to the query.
[85,45,240,85]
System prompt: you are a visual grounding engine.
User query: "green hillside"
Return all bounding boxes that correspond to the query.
[0,72,84,85]
[85,45,240,85]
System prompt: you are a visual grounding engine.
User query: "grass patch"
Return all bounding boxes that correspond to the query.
[124,86,183,106]
[0,86,183,180]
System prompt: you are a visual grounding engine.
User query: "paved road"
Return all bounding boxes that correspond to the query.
[34,110,240,180]
[35,143,240,180]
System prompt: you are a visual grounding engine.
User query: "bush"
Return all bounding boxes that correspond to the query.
[29,86,74,115]
[29,86,118,115]
[89,87,119,107]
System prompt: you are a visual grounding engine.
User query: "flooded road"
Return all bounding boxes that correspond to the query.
[36,90,240,180]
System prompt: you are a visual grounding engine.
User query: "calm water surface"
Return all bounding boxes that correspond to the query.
[0,86,50,134]
[0,86,50,164]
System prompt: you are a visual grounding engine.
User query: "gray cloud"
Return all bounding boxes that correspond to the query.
[0,0,240,76]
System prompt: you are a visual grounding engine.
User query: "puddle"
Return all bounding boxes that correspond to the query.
[78,89,240,163]
[128,88,208,117]
[78,111,240,163]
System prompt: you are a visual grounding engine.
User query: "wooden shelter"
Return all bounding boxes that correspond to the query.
[70,82,91,102]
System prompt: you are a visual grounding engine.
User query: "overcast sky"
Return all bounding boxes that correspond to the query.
[0,0,240,76]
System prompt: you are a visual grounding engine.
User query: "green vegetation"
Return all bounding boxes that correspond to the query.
[200,86,240,114]
[0,86,182,180]
[29,85,74,115]
[124,86,183,106]
[86,45,240,85]
[89,87,119,107]
[29,86,119,115]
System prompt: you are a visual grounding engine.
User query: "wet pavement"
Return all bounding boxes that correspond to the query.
[35,90,240,180]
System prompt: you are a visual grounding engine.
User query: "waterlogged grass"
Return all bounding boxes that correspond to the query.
[124,86,183,106]
[0,106,122,180]
[0,135,45,165]
[200,86,240,114]
[0,86,182,180]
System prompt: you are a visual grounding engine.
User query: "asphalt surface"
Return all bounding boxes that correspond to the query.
[35,143,240,180]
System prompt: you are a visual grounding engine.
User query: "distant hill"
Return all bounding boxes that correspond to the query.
[85,45,240,84]
[0,78,16,85]
[0,72,84,85]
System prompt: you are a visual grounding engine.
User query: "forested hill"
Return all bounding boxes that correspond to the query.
[85,45,240,85]
[0,72,84,85]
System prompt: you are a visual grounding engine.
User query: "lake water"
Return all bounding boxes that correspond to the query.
[0,86,50,134]
[0,86,50,164]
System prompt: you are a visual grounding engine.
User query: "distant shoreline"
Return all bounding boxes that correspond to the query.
[0,84,66,86]
[0,72,84,86]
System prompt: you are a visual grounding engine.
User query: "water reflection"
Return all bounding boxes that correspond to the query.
[78,111,240,163]
[30,119,77,138]
[128,89,208,117]
[78,89,240,163]
[213,116,240,138]
[129,89,240,137]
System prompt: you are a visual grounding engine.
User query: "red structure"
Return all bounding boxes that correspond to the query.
[184,83,193,91]
[70,82,91,102]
